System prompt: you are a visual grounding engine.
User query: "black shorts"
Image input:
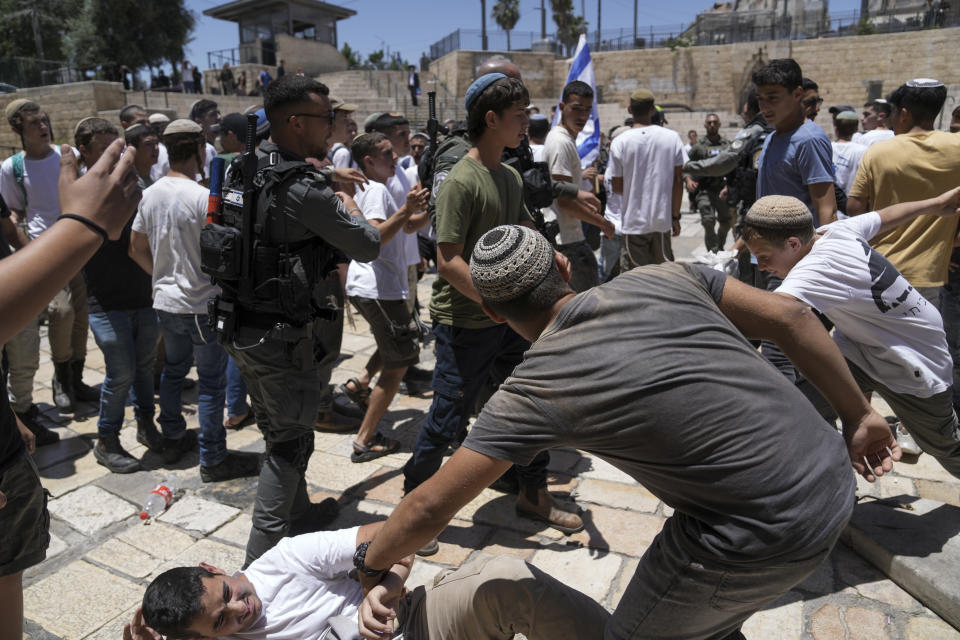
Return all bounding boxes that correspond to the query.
[350,297,420,370]
[0,452,50,576]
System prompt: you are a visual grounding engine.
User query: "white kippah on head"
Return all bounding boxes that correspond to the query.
[744,195,813,229]
[470,225,554,302]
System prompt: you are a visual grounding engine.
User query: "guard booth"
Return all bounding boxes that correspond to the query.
[204,0,356,71]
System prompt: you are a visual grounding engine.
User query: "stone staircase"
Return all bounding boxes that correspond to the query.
[315,70,464,132]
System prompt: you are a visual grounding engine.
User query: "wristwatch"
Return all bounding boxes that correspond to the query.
[353,542,386,578]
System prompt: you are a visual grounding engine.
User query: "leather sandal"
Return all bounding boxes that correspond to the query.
[339,378,371,412]
[351,432,400,463]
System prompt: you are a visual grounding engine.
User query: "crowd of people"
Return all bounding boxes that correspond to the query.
[1,52,960,640]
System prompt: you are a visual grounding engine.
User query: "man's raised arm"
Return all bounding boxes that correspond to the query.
[716,276,900,481]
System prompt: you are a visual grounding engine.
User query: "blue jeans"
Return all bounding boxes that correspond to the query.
[157,311,227,467]
[226,356,249,418]
[403,322,549,494]
[88,308,159,437]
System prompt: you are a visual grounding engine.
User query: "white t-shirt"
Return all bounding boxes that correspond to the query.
[608,126,686,235]
[346,181,410,300]
[542,126,584,245]
[150,142,170,183]
[831,140,867,196]
[204,142,217,180]
[386,165,421,266]
[852,129,895,147]
[330,143,355,170]
[132,176,219,315]
[777,211,952,397]
[530,143,545,162]
[234,528,363,640]
[0,146,63,238]
[603,164,622,234]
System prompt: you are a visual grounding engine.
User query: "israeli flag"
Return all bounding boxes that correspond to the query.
[551,34,601,169]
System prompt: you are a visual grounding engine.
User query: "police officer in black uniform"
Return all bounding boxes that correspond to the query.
[683,87,772,286]
[213,76,380,566]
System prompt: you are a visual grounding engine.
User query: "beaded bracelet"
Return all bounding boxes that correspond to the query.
[58,214,109,243]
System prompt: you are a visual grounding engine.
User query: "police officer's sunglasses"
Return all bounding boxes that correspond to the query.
[289,112,335,125]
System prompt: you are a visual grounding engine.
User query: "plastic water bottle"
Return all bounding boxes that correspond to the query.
[140,477,179,520]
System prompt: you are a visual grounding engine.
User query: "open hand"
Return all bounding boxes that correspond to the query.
[59,140,140,241]
[334,167,369,191]
[574,189,600,217]
[844,409,902,482]
[404,187,429,213]
[581,167,598,183]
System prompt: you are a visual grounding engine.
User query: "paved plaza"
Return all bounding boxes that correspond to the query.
[18,211,960,640]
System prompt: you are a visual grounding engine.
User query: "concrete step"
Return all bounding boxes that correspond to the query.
[841,496,960,629]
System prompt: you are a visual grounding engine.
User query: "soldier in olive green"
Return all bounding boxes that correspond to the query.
[684,113,732,253]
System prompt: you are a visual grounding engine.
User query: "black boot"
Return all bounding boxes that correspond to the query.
[94,434,140,473]
[71,359,100,402]
[15,404,60,446]
[136,417,164,453]
[52,361,75,412]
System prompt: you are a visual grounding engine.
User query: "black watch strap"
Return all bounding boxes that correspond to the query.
[353,541,386,577]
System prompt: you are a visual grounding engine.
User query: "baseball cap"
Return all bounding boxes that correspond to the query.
[220,113,248,141]
[330,96,358,112]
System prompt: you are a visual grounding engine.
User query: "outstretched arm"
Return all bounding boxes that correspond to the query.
[717,276,900,481]
[875,186,960,235]
[0,140,140,345]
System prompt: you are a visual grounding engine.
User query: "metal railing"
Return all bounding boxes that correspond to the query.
[0,56,88,89]
[428,5,958,59]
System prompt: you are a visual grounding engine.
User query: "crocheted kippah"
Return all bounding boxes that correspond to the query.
[744,195,813,229]
[470,225,554,302]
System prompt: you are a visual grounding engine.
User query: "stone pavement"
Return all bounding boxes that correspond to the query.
[17,210,960,640]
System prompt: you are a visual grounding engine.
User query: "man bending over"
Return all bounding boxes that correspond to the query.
[355,225,899,639]
[743,189,960,477]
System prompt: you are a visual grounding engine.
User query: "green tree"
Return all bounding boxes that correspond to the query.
[69,0,194,80]
[492,0,520,50]
[340,42,362,68]
[365,49,386,70]
[0,0,78,61]
[550,0,587,56]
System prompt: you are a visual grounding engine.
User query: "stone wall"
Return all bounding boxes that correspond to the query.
[432,26,960,133]
[275,35,347,76]
[0,82,125,155]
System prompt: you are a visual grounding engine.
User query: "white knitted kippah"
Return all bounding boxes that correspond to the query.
[470,225,554,302]
[744,195,813,229]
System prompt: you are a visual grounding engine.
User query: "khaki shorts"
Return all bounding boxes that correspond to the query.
[350,297,420,370]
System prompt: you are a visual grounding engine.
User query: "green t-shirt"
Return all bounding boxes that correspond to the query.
[429,154,533,328]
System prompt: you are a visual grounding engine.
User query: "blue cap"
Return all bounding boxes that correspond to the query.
[465,73,507,111]
[254,108,269,138]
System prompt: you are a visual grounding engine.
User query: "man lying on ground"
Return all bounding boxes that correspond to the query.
[123,522,608,640]
[355,225,900,640]
[743,188,960,477]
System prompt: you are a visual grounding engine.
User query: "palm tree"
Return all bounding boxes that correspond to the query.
[493,0,521,51]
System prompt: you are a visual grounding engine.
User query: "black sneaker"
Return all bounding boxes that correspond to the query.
[404,366,433,382]
[162,429,198,464]
[288,498,340,535]
[200,451,261,482]
[15,404,60,447]
[94,435,140,473]
[136,418,164,453]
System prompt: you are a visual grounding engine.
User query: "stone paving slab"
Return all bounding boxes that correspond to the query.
[23,560,142,639]
[157,494,241,534]
[47,485,137,536]
[842,497,960,629]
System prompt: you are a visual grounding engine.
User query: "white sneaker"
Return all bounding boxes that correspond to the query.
[896,425,922,456]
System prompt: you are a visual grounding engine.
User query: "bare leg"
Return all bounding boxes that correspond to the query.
[355,365,406,448]
[354,350,384,390]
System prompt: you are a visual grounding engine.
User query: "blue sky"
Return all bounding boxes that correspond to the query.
[184,0,861,70]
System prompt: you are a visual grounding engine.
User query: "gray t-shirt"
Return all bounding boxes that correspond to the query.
[465,263,855,566]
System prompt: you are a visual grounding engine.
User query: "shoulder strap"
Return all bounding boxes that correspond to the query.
[11,151,27,208]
